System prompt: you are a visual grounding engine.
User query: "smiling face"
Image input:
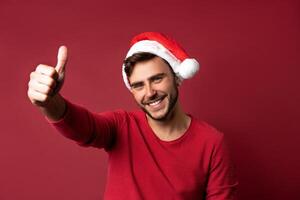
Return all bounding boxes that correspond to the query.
[128,56,179,121]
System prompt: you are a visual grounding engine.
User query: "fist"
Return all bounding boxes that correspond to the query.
[28,46,68,106]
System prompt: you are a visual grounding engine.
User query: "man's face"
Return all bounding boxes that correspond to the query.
[128,57,179,121]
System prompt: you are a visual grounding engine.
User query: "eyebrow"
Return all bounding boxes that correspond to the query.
[130,73,166,87]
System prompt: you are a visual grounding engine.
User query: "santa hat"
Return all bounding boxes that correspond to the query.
[122,32,200,89]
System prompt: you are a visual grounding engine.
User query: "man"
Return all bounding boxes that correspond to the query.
[27,32,238,199]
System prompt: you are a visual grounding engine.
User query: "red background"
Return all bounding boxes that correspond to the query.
[1,0,299,199]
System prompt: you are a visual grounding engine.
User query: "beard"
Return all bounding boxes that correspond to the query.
[139,85,178,121]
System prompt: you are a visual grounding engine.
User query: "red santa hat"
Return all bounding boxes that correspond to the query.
[122,32,200,89]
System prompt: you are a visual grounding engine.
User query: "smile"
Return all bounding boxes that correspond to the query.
[145,96,166,109]
[148,99,162,106]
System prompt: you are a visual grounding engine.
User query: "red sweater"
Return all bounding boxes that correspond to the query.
[49,99,238,200]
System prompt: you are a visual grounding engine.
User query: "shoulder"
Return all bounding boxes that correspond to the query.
[190,115,225,144]
[188,116,232,159]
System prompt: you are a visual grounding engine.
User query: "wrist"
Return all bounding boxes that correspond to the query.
[39,94,66,122]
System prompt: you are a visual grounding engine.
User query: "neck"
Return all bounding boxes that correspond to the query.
[146,102,191,140]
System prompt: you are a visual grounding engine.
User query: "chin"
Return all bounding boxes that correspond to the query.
[148,112,168,121]
[143,106,174,121]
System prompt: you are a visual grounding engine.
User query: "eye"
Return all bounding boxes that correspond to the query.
[153,76,163,83]
[131,83,144,90]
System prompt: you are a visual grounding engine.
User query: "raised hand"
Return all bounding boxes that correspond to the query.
[28,46,68,107]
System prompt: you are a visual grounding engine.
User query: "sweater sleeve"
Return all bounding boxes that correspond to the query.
[205,134,239,200]
[46,98,124,151]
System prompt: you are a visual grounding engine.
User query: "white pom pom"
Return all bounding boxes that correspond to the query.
[178,58,200,79]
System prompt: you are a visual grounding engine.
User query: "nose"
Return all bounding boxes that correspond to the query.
[145,83,156,98]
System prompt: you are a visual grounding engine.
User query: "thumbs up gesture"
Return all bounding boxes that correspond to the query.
[28,46,68,107]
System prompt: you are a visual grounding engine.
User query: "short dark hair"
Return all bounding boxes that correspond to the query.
[123,52,173,78]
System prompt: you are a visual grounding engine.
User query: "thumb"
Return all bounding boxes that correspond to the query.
[55,45,68,74]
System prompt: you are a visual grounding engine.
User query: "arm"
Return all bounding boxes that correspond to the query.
[27,46,118,150]
[47,98,118,150]
[205,134,239,200]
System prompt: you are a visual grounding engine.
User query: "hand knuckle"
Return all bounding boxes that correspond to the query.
[46,86,51,94]
[41,95,47,102]
[36,64,43,70]
[27,90,32,97]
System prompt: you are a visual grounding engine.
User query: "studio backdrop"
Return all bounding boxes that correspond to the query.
[0,0,299,199]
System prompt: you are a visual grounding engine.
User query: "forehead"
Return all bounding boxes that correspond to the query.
[128,57,172,83]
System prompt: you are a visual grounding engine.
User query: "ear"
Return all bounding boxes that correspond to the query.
[175,76,182,86]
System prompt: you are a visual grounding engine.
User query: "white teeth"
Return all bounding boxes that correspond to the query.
[149,99,161,106]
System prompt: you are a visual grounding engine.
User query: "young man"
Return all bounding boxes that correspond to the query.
[27,32,238,199]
